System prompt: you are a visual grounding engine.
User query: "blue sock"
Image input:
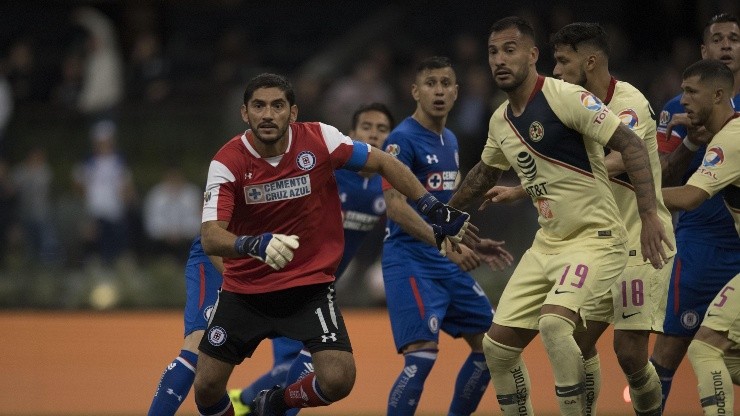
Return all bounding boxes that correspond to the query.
[449,352,491,416]
[649,357,675,411]
[148,350,198,416]
[197,393,232,416]
[387,349,437,416]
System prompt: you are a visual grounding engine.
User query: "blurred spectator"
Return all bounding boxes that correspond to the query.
[127,30,171,103]
[73,7,124,120]
[0,159,16,267]
[73,120,136,267]
[51,53,84,108]
[0,67,13,154]
[322,58,395,132]
[142,165,201,260]
[4,38,45,104]
[11,146,60,266]
[449,64,493,173]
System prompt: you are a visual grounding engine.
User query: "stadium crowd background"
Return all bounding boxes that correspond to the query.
[0,0,737,309]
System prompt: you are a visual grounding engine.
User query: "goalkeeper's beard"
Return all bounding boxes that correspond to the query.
[252,124,290,145]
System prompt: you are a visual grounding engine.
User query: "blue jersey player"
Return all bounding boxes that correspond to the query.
[228,102,396,416]
[649,13,740,411]
[381,56,503,416]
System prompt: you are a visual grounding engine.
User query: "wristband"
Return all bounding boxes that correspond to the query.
[234,235,251,256]
[682,137,700,152]
[416,193,440,215]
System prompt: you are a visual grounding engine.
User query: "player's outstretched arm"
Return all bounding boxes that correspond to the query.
[478,184,527,210]
[201,221,299,270]
[366,148,472,251]
[606,123,674,269]
[448,161,503,211]
[662,184,710,212]
[659,113,713,187]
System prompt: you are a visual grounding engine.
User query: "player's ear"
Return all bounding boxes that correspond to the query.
[289,104,298,123]
[240,104,249,123]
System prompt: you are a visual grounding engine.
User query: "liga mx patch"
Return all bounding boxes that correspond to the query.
[244,174,312,204]
[385,143,400,157]
[207,326,227,346]
[618,109,639,129]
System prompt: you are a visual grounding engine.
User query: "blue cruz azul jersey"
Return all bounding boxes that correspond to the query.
[382,117,463,277]
[335,169,385,276]
[658,93,740,248]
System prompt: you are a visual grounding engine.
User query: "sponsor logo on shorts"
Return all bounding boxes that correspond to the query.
[207,326,227,346]
[680,310,700,330]
[296,151,316,170]
[428,314,439,333]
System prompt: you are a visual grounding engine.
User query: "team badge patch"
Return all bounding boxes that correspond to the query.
[659,110,670,126]
[373,197,386,214]
[428,314,439,333]
[680,310,699,330]
[702,146,724,168]
[618,109,639,129]
[385,144,400,157]
[204,305,214,321]
[203,191,211,203]
[580,92,603,111]
[207,326,227,346]
[528,121,544,142]
[296,151,316,170]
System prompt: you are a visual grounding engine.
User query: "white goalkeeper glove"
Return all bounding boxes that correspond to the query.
[234,233,300,270]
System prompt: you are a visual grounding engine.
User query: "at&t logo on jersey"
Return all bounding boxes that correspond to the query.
[244,174,312,204]
[296,151,316,170]
[618,109,639,129]
[516,151,537,180]
[426,171,457,191]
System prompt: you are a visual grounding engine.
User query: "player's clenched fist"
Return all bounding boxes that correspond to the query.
[416,193,470,249]
[234,233,300,270]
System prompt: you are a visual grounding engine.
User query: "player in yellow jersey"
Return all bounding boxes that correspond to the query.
[449,17,673,416]
[482,23,677,415]
[659,59,740,416]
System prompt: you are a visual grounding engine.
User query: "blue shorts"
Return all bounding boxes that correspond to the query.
[663,241,740,337]
[183,259,223,337]
[383,264,494,352]
[272,337,303,366]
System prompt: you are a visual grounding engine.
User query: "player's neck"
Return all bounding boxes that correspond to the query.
[707,105,737,134]
[734,71,740,96]
[412,111,447,135]
[585,70,612,102]
[507,70,539,115]
[247,130,288,158]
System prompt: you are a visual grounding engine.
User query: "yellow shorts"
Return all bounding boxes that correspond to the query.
[702,273,740,345]
[585,257,674,331]
[493,242,627,330]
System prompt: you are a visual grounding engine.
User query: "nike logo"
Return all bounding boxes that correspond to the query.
[622,311,641,319]
[554,288,573,295]
[707,312,719,317]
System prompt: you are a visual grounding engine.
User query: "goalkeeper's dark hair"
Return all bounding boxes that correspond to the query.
[351,103,396,131]
[682,59,735,90]
[702,13,739,44]
[243,73,296,106]
[551,22,610,57]
[489,16,536,43]
[416,56,454,74]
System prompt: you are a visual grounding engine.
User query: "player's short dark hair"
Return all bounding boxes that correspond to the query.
[550,22,610,57]
[702,13,740,43]
[682,59,735,90]
[351,102,396,131]
[489,16,536,43]
[243,73,296,106]
[416,56,453,74]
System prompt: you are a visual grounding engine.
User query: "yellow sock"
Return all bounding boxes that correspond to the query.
[626,361,662,415]
[483,334,533,416]
[688,339,734,416]
[583,354,601,416]
[539,314,584,416]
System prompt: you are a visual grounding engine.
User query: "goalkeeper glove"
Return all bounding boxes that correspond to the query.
[416,193,470,249]
[234,233,300,270]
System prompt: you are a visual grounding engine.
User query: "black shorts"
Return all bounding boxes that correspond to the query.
[198,282,352,364]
